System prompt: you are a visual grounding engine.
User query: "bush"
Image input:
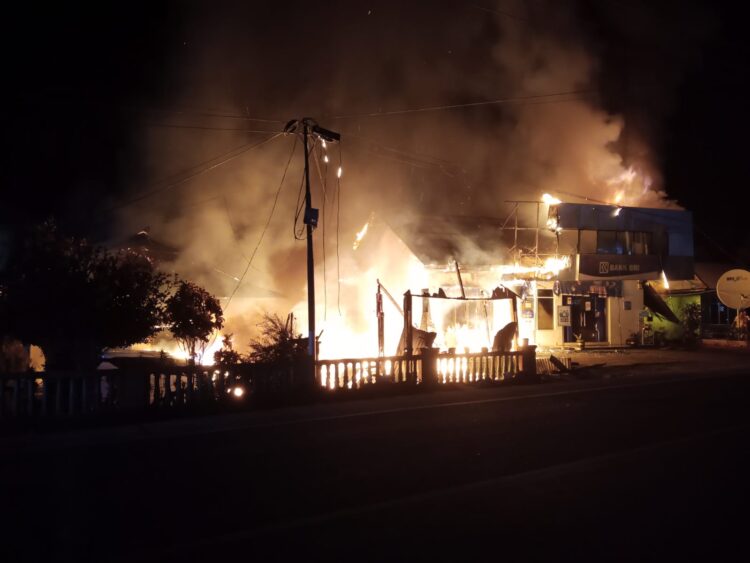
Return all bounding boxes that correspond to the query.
[680,302,702,346]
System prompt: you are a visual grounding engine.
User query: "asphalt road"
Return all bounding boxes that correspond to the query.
[3,367,750,562]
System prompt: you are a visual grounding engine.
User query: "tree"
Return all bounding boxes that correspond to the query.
[165,280,224,365]
[248,313,306,364]
[680,301,702,347]
[2,221,170,369]
[213,333,243,367]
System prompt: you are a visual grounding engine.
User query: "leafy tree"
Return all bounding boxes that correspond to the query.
[214,333,243,367]
[248,313,306,364]
[680,301,702,346]
[165,280,224,365]
[2,221,170,369]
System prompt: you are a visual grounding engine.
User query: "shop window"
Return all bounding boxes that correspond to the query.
[616,231,630,255]
[558,230,578,254]
[596,231,618,254]
[538,289,554,330]
[631,232,653,255]
[653,231,668,256]
[579,230,597,254]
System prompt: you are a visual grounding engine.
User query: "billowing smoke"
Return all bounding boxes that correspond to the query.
[112,1,710,356]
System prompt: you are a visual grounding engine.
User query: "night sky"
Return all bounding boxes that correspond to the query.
[2,0,748,263]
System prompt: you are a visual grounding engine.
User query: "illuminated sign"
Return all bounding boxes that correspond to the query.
[579,255,660,278]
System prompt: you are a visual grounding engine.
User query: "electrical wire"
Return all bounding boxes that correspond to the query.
[332,90,594,119]
[341,130,459,168]
[222,195,251,264]
[336,142,343,315]
[694,225,748,267]
[293,170,307,240]
[313,143,330,320]
[100,133,283,214]
[469,2,529,22]
[207,134,299,352]
[123,104,284,123]
[144,122,284,133]
[12,97,285,124]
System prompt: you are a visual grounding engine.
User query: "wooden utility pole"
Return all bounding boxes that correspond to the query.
[285,118,340,364]
[302,121,316,361]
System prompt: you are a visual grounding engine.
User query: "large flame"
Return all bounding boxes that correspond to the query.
[129,334,223,367]
[491,255,571,279]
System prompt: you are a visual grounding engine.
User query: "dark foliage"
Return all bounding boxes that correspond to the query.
[213,333,243,367]
[248,313,305,365]
[1,221,170,369]
[680,302,702,346]
[165,280,224,365]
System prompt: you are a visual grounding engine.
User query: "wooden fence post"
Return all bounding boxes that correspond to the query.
[519,345,538,382]
[420,348,438,387]
[404,291,413,384]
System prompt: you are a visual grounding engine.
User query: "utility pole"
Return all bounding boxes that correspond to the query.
[284,118,340,363]
[302,120,316,360]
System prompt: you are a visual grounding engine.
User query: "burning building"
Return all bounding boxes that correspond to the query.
[348,199,694,355]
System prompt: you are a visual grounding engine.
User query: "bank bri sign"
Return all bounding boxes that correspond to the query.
[579,254,662,278]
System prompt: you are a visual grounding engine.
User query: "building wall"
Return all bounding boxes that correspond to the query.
[607,280,645,346]
[534,280,558,348]
[522,279,645,348]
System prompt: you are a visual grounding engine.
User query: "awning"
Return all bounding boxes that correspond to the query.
[643,282,680,324]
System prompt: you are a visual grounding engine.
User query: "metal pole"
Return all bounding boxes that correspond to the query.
[377,281,385,358]
[303,121,317,362]
[535,202,540,266]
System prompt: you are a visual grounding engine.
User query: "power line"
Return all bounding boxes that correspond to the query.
[332,90,594,119]
[312,144,328,319]
[293,169,307,240]
[100,133,282,214]
[312,142,340,320]
[336,142,343,315]
[469,2,529,23]
[221,195,251,264]
[341,130,458,167]
[8,97,285,124]
[217,134,298,318]
[341,131,469,178]
[123,104,284,124]
[693,225,747,267]
[143,122,283,133]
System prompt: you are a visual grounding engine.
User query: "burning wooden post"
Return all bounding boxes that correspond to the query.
[454,259,466,299]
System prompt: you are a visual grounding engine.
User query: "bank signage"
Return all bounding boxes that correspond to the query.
[579,254,660,279]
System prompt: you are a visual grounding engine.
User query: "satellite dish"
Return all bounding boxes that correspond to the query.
[716,269,750,310]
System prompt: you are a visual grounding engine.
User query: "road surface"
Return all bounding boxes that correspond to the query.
[3,363,750,562]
